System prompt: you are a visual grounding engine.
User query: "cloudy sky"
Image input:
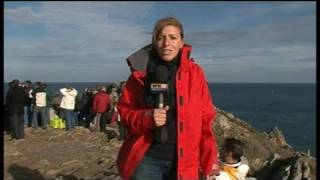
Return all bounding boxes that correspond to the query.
[4,1,316,83]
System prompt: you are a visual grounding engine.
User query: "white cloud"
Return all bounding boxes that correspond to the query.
[5,6,42,23]
[4,2,316,83]
[5,2,157,81]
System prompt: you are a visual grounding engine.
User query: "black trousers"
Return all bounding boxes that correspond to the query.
[9,113,24,139]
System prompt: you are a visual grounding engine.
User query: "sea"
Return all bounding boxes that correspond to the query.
[3,82,316,156]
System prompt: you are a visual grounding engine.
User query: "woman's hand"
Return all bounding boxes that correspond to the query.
[153,106,169,127]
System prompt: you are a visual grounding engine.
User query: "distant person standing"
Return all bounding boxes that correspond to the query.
[116,81,127,140]
[79,88,94,127]
[60,86,78,131]
[108,83,120,108]
[23,80,33,127]
[5,79,28,139]
[32,82,48,129]
[91,85,111,132]
[73,93,81,126]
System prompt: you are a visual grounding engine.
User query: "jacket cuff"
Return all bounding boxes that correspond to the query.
[145,109,156,130]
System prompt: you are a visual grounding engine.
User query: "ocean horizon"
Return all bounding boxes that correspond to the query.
[3,82,316,156]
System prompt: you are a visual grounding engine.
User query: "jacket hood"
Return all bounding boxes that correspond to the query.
[126,44,193,73]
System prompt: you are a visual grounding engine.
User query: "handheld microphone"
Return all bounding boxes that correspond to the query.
[150,65,169,144]
[150,65,169,108]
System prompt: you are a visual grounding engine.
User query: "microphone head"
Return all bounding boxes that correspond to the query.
[155,65,168,83]
[151,65,169,93]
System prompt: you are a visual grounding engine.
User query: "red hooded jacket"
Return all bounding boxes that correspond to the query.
[92,91,110,113]
[117,44,218,180]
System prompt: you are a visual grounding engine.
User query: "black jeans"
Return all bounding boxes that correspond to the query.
[9,113,24,139]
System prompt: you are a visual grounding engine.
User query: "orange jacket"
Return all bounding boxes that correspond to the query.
[117,44,218,180]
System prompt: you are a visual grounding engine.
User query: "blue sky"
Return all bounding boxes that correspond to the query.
[4,1,316,83]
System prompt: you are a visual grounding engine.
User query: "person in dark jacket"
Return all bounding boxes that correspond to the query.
[5,79,28,139]
[23,80,33,127]
[117,17,219,180]
[78,88,92,127]
[73,93,81,126]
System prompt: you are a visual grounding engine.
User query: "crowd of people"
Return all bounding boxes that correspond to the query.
[4,79,127,140]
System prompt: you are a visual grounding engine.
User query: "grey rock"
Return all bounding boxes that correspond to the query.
[45,169,61,176]
[301,161,311,179]
[59,159,83,168]
[39,159,51,166]
[291,160,302,180]
[225,112,235,119]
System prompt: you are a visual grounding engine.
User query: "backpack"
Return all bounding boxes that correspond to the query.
[50,117,66,129]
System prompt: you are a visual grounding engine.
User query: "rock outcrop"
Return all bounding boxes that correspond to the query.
[4,126,122,180]
[4,108,316,180]
[213,108,316,180]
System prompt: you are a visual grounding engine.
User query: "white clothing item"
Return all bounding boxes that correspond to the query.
[35,92,46,107]
[113,106,121,122]
[28,89,33,98]
[215,162,249,180]
[59,88,78,110]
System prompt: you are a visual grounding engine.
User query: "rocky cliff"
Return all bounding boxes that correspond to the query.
[4,108,316,180]
[213,108,316,180]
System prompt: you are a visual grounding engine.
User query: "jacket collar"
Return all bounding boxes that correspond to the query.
[179,44,192,71]
[222,161,242,168]
[126,44,193,73]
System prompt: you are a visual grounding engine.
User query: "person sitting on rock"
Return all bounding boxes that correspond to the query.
[213,138,250,180]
